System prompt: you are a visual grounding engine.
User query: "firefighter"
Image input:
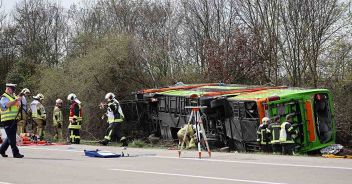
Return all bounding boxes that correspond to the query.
[0,83,24,158]
[257,117,271,152]
[30,93,46,140]
[17,88,31,135]
[280,114,298,155]
[177,124,196,149]
[99,92,124,146]
[267,116,282,154]
[53,99,63,141]
[67,93,82,144]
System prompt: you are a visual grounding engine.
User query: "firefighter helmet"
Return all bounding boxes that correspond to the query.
[262,117,270,125]
[21,88,30,94]
[35,93,44,101]
[56,98,63,105]
[67,93,77,101]
[105,92,115,100]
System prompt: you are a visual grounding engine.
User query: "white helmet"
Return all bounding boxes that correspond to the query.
[35,93,44,101]
[21,88,30,94]
[105,92,115,100]
[262,117,270,125]
[67,93,77,101]
[56,98,63,105]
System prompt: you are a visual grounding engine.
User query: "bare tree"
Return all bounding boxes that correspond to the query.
[14,0,67,66]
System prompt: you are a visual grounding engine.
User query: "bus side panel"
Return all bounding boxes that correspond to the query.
[305,101,316,142]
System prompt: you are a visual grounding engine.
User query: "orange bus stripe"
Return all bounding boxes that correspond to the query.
[141,83,217,93]
[305,101,316,142]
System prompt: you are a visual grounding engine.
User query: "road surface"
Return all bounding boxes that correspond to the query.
[0,144,351,184]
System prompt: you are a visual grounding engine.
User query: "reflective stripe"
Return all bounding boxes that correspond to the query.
[68,121,81,129]
[260,129,266,144]
[282,140,294,143]
[69,116,82,121]
[69,117,82,122]
[104,129,113,140]
[1,93,19,122]
[108,117,123,123]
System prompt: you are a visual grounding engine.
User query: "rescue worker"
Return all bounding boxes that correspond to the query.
[99,92,124,146]
[30,93,46,140]
[53,99,63,141]
[67,93,82,144]
[17,88,31,135]
[0,83,24,158]
[257,117,271,152]
[177,124,196,149]
[279,114,298,155]
[267,116,282,154]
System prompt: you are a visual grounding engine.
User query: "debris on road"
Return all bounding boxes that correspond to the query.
[321,144,352,159]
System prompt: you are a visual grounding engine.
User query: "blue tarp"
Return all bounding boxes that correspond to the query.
[84,149,122,158]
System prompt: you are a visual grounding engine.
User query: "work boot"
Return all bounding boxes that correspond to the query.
[0,152,8,157]
[13,153,24,158]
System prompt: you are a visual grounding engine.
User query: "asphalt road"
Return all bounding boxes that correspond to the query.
[0,144,351,184]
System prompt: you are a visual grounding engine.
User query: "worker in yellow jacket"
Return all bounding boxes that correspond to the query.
[53,99,63,141]
[30,93,46,140]
[17,88,31,135]
[177,124,196,149]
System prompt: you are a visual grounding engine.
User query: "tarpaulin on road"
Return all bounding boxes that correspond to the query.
[84,149,122,158]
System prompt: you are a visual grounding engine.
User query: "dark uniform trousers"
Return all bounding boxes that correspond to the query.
[0,121,20,155]
[282,143,295,155]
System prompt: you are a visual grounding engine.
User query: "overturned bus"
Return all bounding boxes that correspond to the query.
[136,83,335,153]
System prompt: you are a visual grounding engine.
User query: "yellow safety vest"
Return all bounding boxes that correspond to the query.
[279,122,294,143]
[1,93,19,122]
[53,106,63,126]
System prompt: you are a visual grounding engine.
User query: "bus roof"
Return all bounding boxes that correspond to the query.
[156,85,248,97]
[229,88,329,100]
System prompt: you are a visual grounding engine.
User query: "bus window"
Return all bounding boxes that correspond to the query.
[245,102,258,119]
[314,93,333,144]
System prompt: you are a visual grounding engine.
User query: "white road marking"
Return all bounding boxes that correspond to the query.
[110,168,286,184]
[151,156,352,170]
[0,182,13,184]
[21,147,352,170]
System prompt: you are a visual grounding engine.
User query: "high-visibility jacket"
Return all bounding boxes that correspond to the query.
[267,122,281,144]
[279,121,297,143]
[257,123,270,144]
[53,106,63,126]
[68,100,82,129]
[0,93,19,122]
[177,124,195,148]
[30,100,46,120]
[106,99,124,123]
